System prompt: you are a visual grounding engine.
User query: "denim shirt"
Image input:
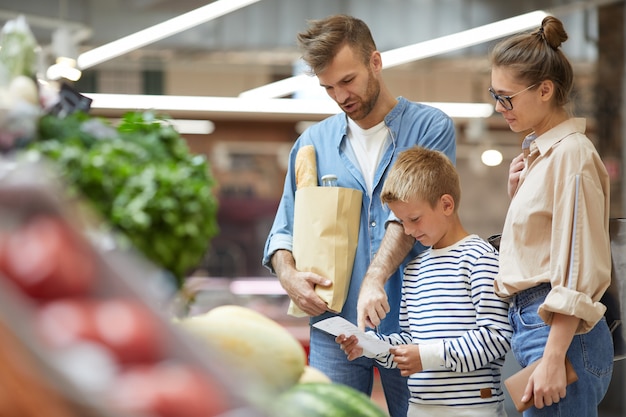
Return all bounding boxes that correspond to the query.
[262,97,456,333]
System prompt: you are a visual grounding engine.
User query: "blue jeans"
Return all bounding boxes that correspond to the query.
[309,326,409,417]
[508,284,613,417]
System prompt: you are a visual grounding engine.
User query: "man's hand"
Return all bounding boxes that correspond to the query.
[390,345,422,376]
[356,222,414,331]
[271,250,331,316]
[508,152,525,198]
[357,278,390,330]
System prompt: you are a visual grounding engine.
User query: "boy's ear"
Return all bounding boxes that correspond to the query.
[441,194,455,214]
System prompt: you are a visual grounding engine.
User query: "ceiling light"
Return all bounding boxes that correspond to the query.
[86,94,340,116]
[381,10,548,67]
[481,149,504,166]
[429,102,493,119]
[46,57,82,81]
[109,118,214,135]
[239,10,548,99]
[167,119,215,135]
[76,0,262,70]
[85,93,492,119]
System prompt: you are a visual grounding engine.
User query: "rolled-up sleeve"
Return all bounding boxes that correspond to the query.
[539,150,611,333]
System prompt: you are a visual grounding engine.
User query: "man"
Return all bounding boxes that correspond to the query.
[263,14,456,417]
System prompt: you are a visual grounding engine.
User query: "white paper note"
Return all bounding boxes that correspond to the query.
[312,316,392,357]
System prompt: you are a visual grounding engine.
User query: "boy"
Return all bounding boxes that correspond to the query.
[337,146,512,417]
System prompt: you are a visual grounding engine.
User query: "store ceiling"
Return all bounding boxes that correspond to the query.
[0,0,615,74]
[0,0,621,126]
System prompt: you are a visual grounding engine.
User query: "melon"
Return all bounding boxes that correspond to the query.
[298,366,331,384]
[273,382,388,417]
[176,305,307,394]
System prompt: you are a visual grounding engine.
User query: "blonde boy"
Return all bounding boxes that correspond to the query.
[338,146,513,417]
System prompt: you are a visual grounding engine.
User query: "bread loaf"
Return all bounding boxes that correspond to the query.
[295,145,317,189]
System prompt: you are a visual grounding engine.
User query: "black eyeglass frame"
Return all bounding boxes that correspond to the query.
[488,83,538,111]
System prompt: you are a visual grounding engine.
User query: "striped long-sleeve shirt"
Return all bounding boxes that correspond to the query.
[374,235,513,408]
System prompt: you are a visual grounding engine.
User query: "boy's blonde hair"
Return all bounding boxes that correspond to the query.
[381,146,460,210]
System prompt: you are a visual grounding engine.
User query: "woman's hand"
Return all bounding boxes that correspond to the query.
[523,359,568,408]
[508,152,525,198]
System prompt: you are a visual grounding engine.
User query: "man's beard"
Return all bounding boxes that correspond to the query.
[345,71,380,121]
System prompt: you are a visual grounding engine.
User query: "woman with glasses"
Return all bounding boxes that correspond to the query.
[489,15,613,416]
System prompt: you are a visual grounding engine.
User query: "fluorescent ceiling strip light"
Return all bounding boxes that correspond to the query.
[110,118,215,134]
[382,10,548,67]
[239,10,548,99]
[86,93,493,119]
[77,0,262,70]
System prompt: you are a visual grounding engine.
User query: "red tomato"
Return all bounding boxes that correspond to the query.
[93,298,165,363]
[36,298,165,364]
[0,215,96,299]
[108,362,232,417]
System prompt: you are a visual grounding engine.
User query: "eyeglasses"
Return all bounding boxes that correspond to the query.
[488,83,538,111]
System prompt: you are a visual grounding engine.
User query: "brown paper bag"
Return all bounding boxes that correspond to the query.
[288,186,362,317]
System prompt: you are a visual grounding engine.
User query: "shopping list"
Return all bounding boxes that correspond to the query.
[312,316,392,357]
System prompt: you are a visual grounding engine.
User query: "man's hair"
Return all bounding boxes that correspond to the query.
[296,14,376,74]
[381,146,460,210]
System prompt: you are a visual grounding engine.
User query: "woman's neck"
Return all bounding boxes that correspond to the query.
[533,108,569,137]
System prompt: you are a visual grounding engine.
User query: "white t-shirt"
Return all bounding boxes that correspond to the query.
[347,118,388,195]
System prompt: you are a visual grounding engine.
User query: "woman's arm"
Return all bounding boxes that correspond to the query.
[523,313,579,409]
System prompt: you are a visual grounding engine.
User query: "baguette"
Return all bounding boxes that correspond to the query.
[295,145,317,189]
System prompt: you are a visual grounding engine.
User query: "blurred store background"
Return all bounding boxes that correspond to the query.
[0,0,624,415]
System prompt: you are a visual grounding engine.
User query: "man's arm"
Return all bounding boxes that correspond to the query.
[357,222,414,330]
[271,249,331,317]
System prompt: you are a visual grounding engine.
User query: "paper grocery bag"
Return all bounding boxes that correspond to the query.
[288,186,362,317]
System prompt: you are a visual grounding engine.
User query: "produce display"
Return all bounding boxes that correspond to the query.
[0,154,392,417]
[0,15,219,289]
[0,162,262,417]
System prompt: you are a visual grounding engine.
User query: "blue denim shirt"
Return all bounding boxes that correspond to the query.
[262,97,456,334]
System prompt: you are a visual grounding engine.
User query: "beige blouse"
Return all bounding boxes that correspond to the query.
[494,118,611,333]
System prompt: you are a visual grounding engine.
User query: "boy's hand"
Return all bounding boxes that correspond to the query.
[335,334,364,361]
[390,345,423,376]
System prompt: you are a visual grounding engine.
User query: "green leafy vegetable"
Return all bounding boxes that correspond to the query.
[27,111,219,287]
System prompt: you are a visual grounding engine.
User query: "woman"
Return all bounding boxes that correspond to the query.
[490,16,613,416]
